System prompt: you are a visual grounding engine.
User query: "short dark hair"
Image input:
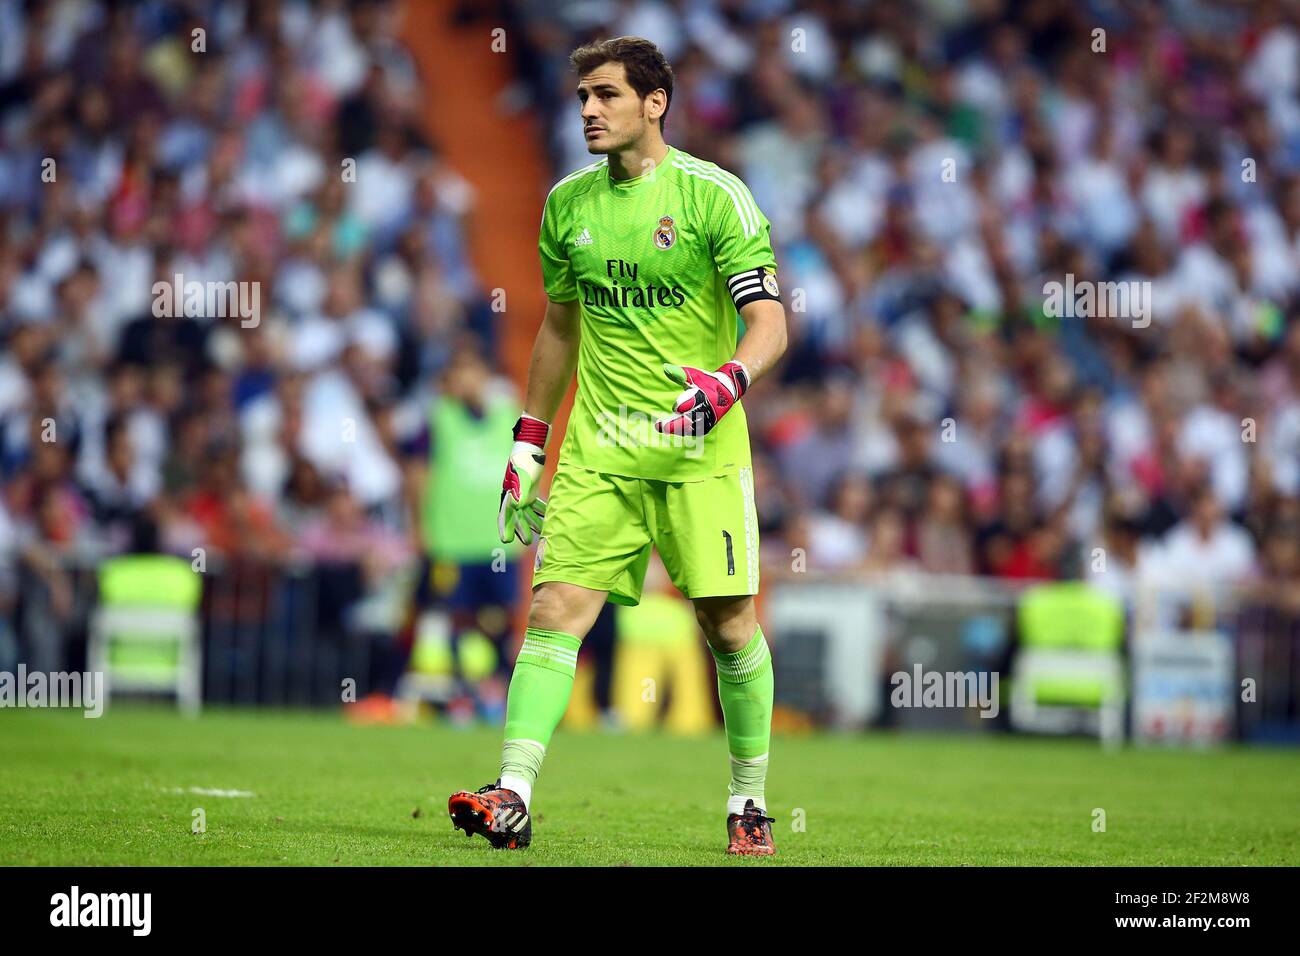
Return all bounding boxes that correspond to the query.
[570,36,673,132]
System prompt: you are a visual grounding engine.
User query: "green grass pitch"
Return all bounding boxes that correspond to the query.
[1,706,1297,866]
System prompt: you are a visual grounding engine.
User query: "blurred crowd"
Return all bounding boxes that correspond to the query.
[514,0,1300,611]
[5,0,1300,681]
[0,0,495,670]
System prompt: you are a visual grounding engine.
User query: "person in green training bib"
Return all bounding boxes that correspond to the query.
[417,344,525,723]
[448,35,788,856]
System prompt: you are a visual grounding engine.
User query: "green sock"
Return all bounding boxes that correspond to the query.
[710,625,773,814]
[498,626,582,809]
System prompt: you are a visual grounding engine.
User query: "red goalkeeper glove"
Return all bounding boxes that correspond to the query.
[654,360,750,438]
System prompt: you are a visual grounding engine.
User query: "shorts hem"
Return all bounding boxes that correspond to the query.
[683,584,760,601]
[531,569,641,606]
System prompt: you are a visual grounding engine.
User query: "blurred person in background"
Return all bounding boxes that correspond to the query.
[412,341,525,723]
[1082,492,1152,612]
[299,477,414,705]
[9,438,97,675]
[167,441,290,563]
[775,373,859,510]
[1143,484,1258,595]
[804,469,872,573]
[80,412,158,553]
[861,506,920,579]
[874,409,945,530]
[917,473,975,575]
[1243,519,1300,614]
[0,495,15,673]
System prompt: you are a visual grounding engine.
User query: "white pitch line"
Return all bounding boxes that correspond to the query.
[163,787,256,798]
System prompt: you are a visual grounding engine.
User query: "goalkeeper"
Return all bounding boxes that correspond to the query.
[449,35,788,856]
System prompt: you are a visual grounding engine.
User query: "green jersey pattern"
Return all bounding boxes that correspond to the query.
[539,145,777,482]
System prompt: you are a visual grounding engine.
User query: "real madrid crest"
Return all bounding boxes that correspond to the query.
[761,267,780,296]
[653,215,676,250]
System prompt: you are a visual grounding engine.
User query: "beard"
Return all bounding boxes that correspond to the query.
[585,110,651,154]
[586,127,625,154]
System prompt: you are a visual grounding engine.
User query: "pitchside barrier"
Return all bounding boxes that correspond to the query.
[7,554,1298,740]
[765,571,1300,745]
[8,554,400,708]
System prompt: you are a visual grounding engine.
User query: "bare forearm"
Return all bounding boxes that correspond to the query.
[523,299,580,425]
[734,299,788,385]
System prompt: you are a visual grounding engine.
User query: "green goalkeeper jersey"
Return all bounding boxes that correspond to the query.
[539,145,778,482]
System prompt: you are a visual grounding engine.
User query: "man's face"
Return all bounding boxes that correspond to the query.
[577,61,657,153]
[1194,494,1220,530]
[444,354,487,405]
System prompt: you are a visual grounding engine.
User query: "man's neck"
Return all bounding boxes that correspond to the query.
[606,138,669,181]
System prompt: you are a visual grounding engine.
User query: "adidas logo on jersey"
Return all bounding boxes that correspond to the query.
[573,228,593,247]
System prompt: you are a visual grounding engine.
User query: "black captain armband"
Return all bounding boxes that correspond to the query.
[727,266,781,310]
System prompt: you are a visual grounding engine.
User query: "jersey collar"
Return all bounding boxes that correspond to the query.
[606,145,677,190]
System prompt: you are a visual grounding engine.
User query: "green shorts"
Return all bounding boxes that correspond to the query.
[532,462,760,606]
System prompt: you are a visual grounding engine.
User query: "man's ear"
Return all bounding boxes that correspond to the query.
[646,88,667,123]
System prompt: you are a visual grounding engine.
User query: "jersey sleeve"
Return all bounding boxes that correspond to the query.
[539,189,578,302]
[706,172,777,280]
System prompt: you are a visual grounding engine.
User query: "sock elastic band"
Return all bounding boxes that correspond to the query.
[515,627,581,676]
[710,626,770,683]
